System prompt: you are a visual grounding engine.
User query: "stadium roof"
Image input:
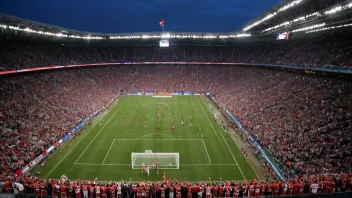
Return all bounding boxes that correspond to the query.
[0,14,252,40]
[240,0,352,34]
[0,0,351,41]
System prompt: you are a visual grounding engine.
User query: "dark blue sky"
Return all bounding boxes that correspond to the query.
[0,0,281,33]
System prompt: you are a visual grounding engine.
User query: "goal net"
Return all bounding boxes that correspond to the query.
[131,152,179,169]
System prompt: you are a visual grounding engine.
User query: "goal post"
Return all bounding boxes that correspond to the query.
[131,152,179,169]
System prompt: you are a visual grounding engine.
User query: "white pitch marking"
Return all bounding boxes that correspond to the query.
[44,99,117,179]
[137,133,175,140]
[74,163,237,166]
[196,96,246,180]
[75,163,131,166]
[102,139,115,164]
[114,139,202,141]
[75,96,129,164]
[182,164,237,166]
[202,139,212,165]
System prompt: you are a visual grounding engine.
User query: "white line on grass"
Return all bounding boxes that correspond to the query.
[138,96,143,103]
[196,96,246,180]
[182,164,237,166]
[74,97,129,164]
[114,139,202,141]
[195,98,224,148]
[75,163,131,166]
[44,103,113,179]
[102,139,115,164]
[74,163,237,166]
[202,139,212,165]
[137,133,175,140]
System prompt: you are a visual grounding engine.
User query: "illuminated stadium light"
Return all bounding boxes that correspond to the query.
[8,25,104,39]
[325,6,342,15]
[306,12,320,18]
[232,33,251,37]
[9,25,20,30]
[325,3,352,15]
[306,22,352,33]
[263,21,290,32]
[110,35,141,39]
[141,35,155,39]
[292,23,325,32]
[262,1,352,33]
[203,35,216,39]
[277,0,303,12]
[192,35,202,38]
[293,17,305,22]
[4,23,253,40]
[219,34,251,38]
[243,13,276,31]
[161,34,171,39]
[243,0,305,31]
[175,35,189,38]
[306,26,335,33]
[263,12,319,32]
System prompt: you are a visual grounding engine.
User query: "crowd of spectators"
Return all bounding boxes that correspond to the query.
[210,66,352,176]
[0,67,125,180]
[1,34,352,196]
[0,32,351,71]
[1,174,351,196]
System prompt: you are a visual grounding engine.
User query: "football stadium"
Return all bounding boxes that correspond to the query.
[1,0,352,197]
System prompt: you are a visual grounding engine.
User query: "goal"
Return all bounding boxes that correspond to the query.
[131,152,179,169]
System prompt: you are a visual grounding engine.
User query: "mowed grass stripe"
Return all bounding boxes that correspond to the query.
[40,96,257,181]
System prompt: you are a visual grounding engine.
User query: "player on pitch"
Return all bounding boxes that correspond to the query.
[156,161,160,174]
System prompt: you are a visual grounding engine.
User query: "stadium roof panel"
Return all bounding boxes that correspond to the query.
[0,14,243,36]
[240,0,352,34]
[1,0,352,40]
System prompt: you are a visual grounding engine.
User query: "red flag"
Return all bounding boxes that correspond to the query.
[159,20,164,27]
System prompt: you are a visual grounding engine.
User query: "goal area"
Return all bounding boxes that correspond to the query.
[131,152,179,169]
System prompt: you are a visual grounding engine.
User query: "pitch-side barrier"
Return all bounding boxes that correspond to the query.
[207,94,284,180]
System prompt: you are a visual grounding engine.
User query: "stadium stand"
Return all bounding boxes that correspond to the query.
[1,0,352,195]
[1,65,352,196]
[1,31,352,70]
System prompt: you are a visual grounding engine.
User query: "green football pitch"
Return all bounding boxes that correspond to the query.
[40,95,257,181]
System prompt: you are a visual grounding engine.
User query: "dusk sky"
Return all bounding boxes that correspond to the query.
[0,0,281,33]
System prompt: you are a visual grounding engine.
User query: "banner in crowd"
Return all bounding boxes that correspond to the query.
[208,95,284,180]
[21,95,120,174]
[1,62,351,76]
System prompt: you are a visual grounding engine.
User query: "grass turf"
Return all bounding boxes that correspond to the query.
[40,96,257,181]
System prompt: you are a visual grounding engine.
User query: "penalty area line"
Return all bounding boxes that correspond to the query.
[102,139,115,164]
[202,139,212,165]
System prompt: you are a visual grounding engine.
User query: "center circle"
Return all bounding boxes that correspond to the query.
[147,111,172,121]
